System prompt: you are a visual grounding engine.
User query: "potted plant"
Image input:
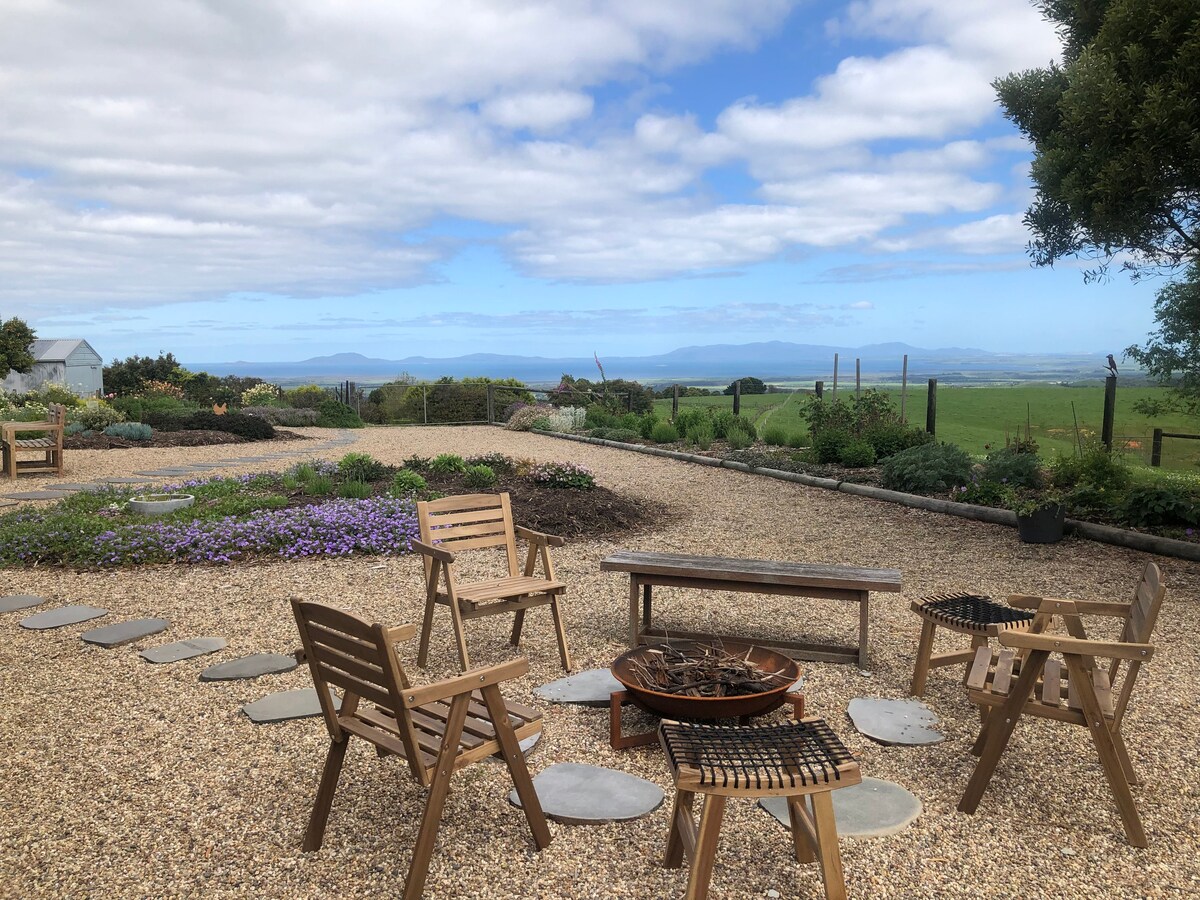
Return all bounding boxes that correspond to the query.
[1002,487,1066,543]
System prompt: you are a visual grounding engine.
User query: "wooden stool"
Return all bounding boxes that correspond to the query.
[659,718,861,900]
[909,593,1034,696]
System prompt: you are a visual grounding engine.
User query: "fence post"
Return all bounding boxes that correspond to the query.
[900,354,908,424]
[815,380,824,399]
[733,380,741,416]
[672,384,679,419]
[855,358,861,398]
[925,378,937,435]
[1102,375,1117,451]
[486,384,494,424]
[1151,428,1163,467]
[832,353,839,400]
[422,384,428,425]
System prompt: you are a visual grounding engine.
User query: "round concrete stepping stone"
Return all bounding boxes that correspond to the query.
[140,637,227,664]
[200,652,299,681]
[243,688,341,723]
[81,617,169,648]
[20,605,107,630]
[100,476,154,484]
[1,490,73,500]
[0,594,46,614]
[486,731,542,762]
[847,698,944,746]
[134,469,193,476]
[759,777,922,838]
[533,669,622,707]
[52,483,107,492]
[507,763,663,825]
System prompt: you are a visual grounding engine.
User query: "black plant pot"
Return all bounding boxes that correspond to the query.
[1016,504,1065,544]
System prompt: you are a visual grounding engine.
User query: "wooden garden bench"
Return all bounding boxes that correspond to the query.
[412,492,572,671]
[1,403,66,479]
[291,598,551,900]
[957,562,1166,847]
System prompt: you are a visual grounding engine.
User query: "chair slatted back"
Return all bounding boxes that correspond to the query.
[1112,562,1166,725]
[417,492,520,580]
[291,599,427,779]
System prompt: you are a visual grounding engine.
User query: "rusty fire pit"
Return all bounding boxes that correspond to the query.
[609,640,802,748]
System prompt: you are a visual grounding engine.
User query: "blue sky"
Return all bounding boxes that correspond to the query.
[1,0,1160,366]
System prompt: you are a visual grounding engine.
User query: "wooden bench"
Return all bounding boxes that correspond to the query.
[1,403,66,479]
[600,550,902,668]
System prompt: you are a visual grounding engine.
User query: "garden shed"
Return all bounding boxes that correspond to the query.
[2,338,104,397]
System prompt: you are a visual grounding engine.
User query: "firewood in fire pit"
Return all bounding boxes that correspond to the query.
[627,641,795,698]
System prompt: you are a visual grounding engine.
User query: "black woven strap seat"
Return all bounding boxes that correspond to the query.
[913,593,1034,633]
[660,719,856,791]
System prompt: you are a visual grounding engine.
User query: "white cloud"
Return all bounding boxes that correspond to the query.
[481,92,595,132]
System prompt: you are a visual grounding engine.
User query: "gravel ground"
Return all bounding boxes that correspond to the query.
[1,426,1197,899]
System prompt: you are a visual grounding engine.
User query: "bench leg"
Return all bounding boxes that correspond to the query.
[909,620,936,696]
[857,591,870,669]
[628,578,641,648]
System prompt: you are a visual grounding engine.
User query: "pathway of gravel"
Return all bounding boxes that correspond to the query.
[0,426,1197,899]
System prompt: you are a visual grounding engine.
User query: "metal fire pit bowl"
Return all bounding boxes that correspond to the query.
[611,640,800,720]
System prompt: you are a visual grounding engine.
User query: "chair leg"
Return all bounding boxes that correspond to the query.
[549,595,572,671]
[663,789,695,869]
[302,738,349,852]
[403,694,470,900]
[417,575,439,669]
[909,620,936,696]
[810,790,848,900]
[788,795,817,864]
[447,598,471,671]
[480,685,551,850]
[685,794,726,900]
[509,609,526,647]
[1111,729,1140,786]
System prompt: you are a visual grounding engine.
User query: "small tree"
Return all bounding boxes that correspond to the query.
[0,317,36,382]
[723,376,766,395]
[1126,264,1200,413]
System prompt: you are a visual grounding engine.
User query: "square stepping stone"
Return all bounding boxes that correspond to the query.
[81,618,170,648]
[0,594,46,614]
[140,637,227,664]
[533,669,622,707]
[508,763,663,825]
[242,688,341,723]
[20,605,107,630]
[847,698,944,746]
[760,777,922,838]
[200,652,299,681]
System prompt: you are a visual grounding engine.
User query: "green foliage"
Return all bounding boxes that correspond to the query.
[606,428,642,443]
[240,382,281,407]
[370,376,533,424]
[1126,264,1200,406]
[811,429,850,464]
[302,475,334,496]
[980,445,1045,489]
[70,403,126,431]
[190,411,276,440]
[337,479,374,500]
[584,404,618,429]
[466,453,515,474]
[241,406,319,426]
[111,394,195,422]
[710,410,756,439]
[994,0,1200,277]
[760,424,788,446]
[102,352,182,397]
[530,461,595,489]
[22,383,82,408]
[724,423,755,451]
[650,421,680,443]
[954,478,1009,507]
[723,376,767,395]
[550,373,655,414]
[530,416,552,430]
[429,453,467,474]
[0,317,36,382]
[687,419,715,450]
[880,442,974,494]
[1116,482,1199,528]
[464,464,498,489]
[1050,443,1133,491]
[391,469,428,494]
[863,422,931,460]
[315,400,364,428]
[283,385,330,409]
[338,452,386,482]
[402,455,431,472]
[838,439,876,468]
[103,422,152,441]
[638,414,660,439]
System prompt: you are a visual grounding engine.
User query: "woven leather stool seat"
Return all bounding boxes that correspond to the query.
[909,592,1034,696]
[659,718,861,900]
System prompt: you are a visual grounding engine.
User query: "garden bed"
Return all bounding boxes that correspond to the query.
[64,429,308,449]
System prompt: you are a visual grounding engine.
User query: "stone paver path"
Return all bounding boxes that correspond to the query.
[200,652,299,682]
[759,777,922,838]
[508,762,663,824]
[242,688,341,723]
[20,605,107,630]
[0,594,46,614]
[534,669,622,707]
[81,618,170,648]
[140,637,227,664]
[847,698,944,746]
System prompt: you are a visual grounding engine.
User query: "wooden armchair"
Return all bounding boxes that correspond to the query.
[291,599,551,900]
[957,562,1166,847]
[412,492,571,672]
[1,402,66,479]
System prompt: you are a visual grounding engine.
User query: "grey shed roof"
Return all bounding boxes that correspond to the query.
[30,339,102,363]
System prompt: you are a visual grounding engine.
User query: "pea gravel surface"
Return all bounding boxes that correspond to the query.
[1,426,1197,899]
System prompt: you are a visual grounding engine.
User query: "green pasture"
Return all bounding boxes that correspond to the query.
[653,385,1200,471]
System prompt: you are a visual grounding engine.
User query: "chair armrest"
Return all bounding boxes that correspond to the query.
[999,630,1154,661]
[1007,594,1131,617]
[382,623,417,644]
[400,657,530,708]
[514,524,565,547]
[410,538,454,563]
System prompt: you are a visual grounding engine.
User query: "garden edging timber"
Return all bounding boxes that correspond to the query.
[534,429,1200,563]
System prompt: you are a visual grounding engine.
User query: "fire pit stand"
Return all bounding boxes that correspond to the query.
[608,640,805,750]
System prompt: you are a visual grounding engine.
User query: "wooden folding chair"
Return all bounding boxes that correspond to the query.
[957,562,1166,847]
[412,492,571,671]
[291,599,552,900]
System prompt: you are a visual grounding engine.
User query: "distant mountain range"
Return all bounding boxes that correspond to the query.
[187,341,1119,386]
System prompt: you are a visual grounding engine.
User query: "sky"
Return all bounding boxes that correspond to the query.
[0,0,1164,367]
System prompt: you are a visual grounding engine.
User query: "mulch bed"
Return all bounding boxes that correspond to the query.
[64,430,307,449]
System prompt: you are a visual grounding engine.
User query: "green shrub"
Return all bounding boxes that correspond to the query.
[880,442,973,494]
[687,420,714,450]
[465,453,515,474]
[724,423,755,450]
[980,446,1045,489]
[811,429,850,464]
[71,404,126,431]
[1064,483,1119,521]
[616,412,641,432]
[672,408,708,435]
[338,452,386,482]
[710,410,756,440]
[1050,443,1132,492]
[336,479,374,499]
[429,453,467,474]
[650,421,680,443]
[786,432,807,449]
[530,416,552,430]
[760,425,788,446]
[103,422,152,441]
[315,400,364,428]
[240,382,281,407]
[402,455,431,472]
[1117,483,1199,528]
[283,385,330,409]
[464,464,498,489]
[302,475,334,496]
[22,383,83,408]
[189,411,276,440]
[530,461,595,489]
[606,428,641,443]
[863,423,931,459]
[954,478,1008,507]
[638,414,660,439]
[584,404,618,429]
[391,470,428,494]
[241,406,319,427]
[839,439,876,468]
